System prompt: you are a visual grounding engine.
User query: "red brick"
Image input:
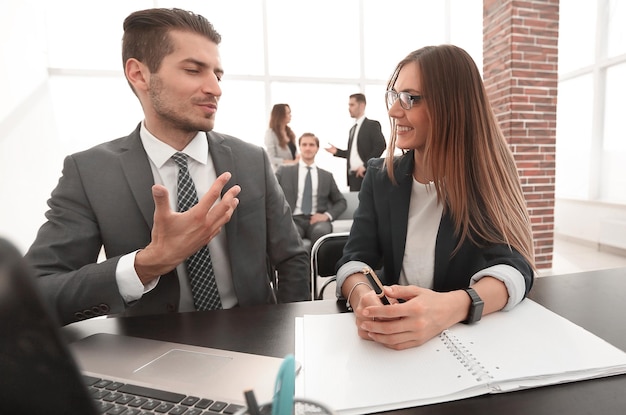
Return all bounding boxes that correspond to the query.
[484,0,558,268]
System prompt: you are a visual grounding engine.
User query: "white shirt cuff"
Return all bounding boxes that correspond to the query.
[116,250,159,304]
[470,264,526,311]
[335,260,369,298]
[336,262,526,311]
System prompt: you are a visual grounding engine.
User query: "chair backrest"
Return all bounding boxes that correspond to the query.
[310,232,350,300]
[335,191,359,221]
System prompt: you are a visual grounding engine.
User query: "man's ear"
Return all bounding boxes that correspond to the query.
[125,58,150,93]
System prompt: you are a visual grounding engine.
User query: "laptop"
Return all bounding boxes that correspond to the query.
[0,237,284,414]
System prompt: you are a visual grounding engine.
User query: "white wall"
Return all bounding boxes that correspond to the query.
[0,1,48,123]
[2,0,624,258]
[0,0,480,254]
[555,199,626,252]
[0,1,53,253]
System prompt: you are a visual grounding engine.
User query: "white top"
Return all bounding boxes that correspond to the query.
[335,178,526,311]
[398,179,442,288]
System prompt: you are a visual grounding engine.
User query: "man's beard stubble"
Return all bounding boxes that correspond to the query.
[149,75,216,133]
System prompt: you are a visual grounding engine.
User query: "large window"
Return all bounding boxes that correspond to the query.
[555,75,594,199]
[557,0,626,203]
[42,0,482,189]
[601,62,626,201]
[607,0,626,58]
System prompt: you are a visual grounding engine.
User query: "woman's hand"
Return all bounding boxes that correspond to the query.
[354,285,470,350]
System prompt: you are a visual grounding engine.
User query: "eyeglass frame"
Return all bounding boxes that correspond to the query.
[385,90,423,110]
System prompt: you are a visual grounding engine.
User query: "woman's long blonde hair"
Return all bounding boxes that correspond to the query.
[385,45,535,268]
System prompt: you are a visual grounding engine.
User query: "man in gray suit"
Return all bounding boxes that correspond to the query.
[276,133,347,247]
[24,8,310,325]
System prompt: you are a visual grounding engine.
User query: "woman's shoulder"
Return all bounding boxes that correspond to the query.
[367,157,385,172]
[367,152,413,171]
[264,129,278,144]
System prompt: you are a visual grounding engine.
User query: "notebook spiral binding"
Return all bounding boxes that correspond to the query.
[440,330,493,382]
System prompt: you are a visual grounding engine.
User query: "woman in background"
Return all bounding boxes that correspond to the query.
[265,103,299,171]
[336,45,535,350]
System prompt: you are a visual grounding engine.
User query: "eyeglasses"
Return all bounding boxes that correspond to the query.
[385,90,423,110]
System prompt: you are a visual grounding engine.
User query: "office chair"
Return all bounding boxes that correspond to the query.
[310,232,350,300]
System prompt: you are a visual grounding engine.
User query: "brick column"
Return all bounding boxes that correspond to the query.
[483,0,558,270]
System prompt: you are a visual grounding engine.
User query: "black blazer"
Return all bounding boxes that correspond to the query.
[337,152,534,294]
[334,118,386,181]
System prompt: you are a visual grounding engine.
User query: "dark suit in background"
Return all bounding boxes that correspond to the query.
[25,126,310,325]
[276,163,347,247]
[333,118,386,191]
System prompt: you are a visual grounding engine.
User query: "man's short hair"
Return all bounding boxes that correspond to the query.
[122,8,221,73]
[298,132,319,147]
[349,93,366,105]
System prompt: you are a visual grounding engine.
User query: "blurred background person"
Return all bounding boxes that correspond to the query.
[276,133,346,248]
[265,103,299,171]
[326,93,386,191]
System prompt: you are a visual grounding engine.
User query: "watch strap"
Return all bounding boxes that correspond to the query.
[463,287,484,324]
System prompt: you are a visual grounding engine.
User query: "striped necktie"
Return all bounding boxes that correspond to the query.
[171,152,222,311]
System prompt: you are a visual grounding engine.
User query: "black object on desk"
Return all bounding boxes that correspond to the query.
[245,389,262,415]
[0,238,99,415]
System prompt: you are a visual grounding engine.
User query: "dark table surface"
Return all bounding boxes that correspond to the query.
[63,267,626,414]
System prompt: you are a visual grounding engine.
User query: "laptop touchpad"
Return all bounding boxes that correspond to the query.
[133,349,232,383]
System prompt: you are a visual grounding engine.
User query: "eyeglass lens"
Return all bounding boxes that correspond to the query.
[386,91,412,110]
[386,91,398,108]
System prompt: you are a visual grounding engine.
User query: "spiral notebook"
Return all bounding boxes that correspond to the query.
[295,299,626,415]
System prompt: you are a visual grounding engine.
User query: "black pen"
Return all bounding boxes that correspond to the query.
[363,268,391,305]
[244,389,262,415]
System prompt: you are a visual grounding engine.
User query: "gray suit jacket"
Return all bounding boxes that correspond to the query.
[25,124,310,325]
[275,164,347,220]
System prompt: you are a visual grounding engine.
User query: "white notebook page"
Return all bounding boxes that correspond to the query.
[296,299,626,415]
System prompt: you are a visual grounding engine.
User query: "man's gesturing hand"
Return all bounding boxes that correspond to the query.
[135,172,240,283]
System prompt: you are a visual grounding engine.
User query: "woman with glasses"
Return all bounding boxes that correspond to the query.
[265,103,299,171]
[335,45,535,350]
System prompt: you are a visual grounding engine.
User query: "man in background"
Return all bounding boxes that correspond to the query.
[276,133,347,248]
[25,8,310,325]
[325,93,386,191]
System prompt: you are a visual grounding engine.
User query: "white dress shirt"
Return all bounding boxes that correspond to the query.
[115,122,237,310]
[348,115,365,171]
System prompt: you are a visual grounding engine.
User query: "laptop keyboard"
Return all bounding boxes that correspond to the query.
[84,375,245,415]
